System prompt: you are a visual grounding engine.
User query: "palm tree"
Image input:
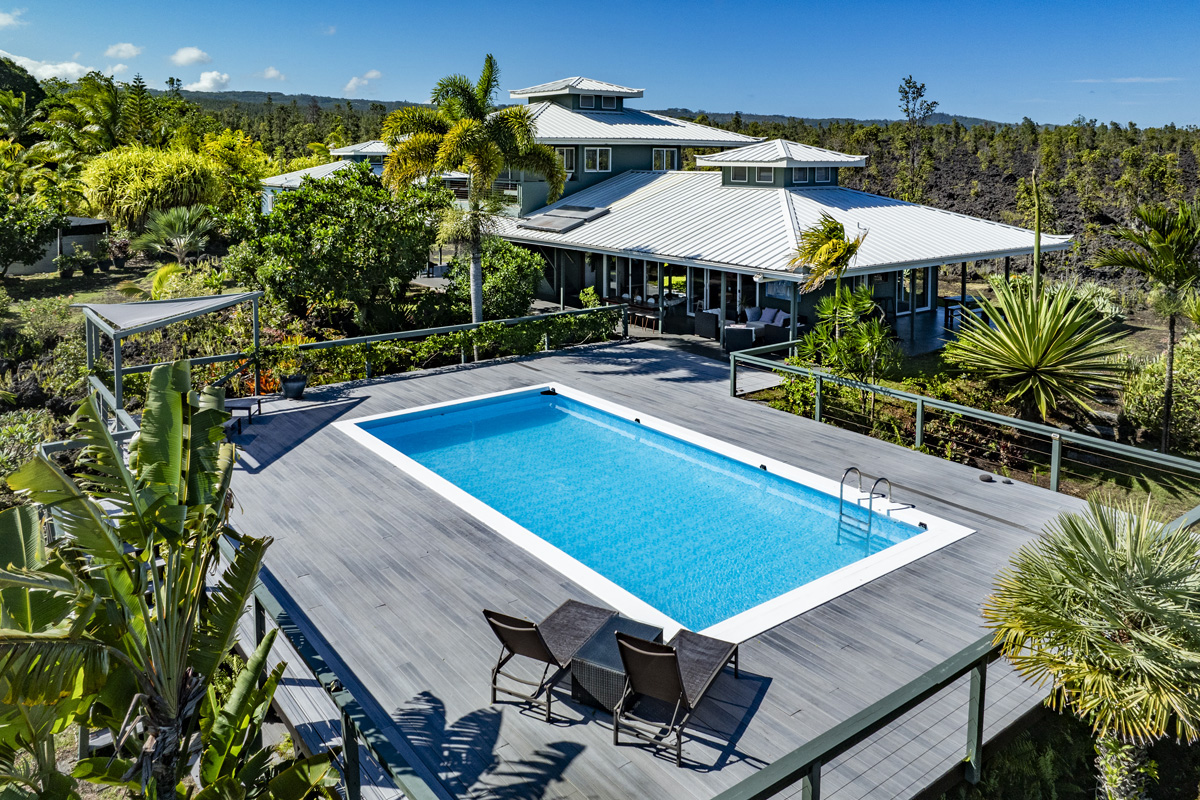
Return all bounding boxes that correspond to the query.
[983,496,1200,800]
[0,91,44,146]
[944,279,1126,420]
[1093,201,1200,452]
[381,54,565,323]
[133,204,216,264]
[35,72,123,157]
[0,362,268,793]
[789,212,868,295]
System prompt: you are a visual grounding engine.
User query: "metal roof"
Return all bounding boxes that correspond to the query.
[330,140,389,157]
[261,160,355,189]
[696,139,868,168]
[494,171,1072,276]
[511,77,644,99]
[524,102,760,146]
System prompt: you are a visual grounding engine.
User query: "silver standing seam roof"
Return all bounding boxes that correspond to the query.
[329,140,389,157]
[510,76,644,99]
[524,102,760,147]
[261,160,355,189]
[494,171,1072,277]
[696,139,868,168]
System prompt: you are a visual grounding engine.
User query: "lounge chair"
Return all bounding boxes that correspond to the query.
[484,600,615,721]
[613,630,739,766]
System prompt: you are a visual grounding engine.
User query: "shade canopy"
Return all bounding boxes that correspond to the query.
[62,216,110,235]
[74,292,263,338]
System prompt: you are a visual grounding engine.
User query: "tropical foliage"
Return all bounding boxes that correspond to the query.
[444,236,546,321]
[382,54,565,322]
[789,212,867,294]
[1124,335,1200,452]
[132,203,216,264]
[792,285,901,382]
[944,279,1126,420]
[0,196,65,275]
[1093,201,1200,452]
[80,146,221,230]
[984,497,1200,800]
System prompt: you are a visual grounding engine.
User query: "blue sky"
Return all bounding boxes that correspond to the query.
[6,0,1199,126]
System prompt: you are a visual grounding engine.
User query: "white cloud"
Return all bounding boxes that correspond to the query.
[0,9,24,29]
[183,70,229,92]
[107,63,128,75]
[0,49,93,81]
[105,42,142,59]
[323,25,336,35]
[343,68,381,94]
[171,46,211,66]
[257,65,285,81]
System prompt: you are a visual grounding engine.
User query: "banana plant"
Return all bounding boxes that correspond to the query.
[0,361,271,796]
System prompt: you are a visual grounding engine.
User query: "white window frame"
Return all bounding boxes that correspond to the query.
[730,166,748,183]
[584,147,612,173]
[815,167,831,183]
[580,94,595,109]
[555,146,576,177]
[652,148,676,172]
[793,166,810,183]
[601,95,617,110]
[756,166,774,184]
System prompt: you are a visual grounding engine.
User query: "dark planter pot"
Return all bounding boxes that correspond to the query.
[281,374,308,400]
[97,259,112,273]
[58,268,75,280]
[80,263,96,276]
[112,256,127,270]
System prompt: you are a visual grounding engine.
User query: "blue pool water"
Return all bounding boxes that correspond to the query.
[357,390,923,631]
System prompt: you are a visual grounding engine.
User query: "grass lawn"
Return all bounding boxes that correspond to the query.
[1,259,155,322]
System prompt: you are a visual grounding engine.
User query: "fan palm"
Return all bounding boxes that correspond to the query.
[944,279,1126,420]
[381,54,565,323]
[983,496,1200,800]
[789,212,868,295]
[133,204,216,264]
[1093,201,1200,452]
[0,362,268,794]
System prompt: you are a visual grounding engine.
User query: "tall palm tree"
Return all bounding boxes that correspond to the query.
[944,279,1126,420]
[984,496,1200,800]
[381,55,565,323]
[1093,201,1200,452]
[789,212,867,339]
[0,362,268,793]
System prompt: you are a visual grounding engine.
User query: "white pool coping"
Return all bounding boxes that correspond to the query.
[334,383,975,643]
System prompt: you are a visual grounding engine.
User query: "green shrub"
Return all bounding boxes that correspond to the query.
[82,146,222,230]
[1124,335,1200,452]
[0,407,55,507]
[16,295,81,349]
[42,336,89,400]
[446,238,545,321]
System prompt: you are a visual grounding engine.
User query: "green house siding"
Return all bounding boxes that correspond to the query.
[721,166,841,188]
[540,93,626,111]
[516,144,680,214]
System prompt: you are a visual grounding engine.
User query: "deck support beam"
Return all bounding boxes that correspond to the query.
[801,759,822,800]
[341,708,361,800]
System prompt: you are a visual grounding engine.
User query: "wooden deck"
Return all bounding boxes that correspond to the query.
[228,341,1084,800]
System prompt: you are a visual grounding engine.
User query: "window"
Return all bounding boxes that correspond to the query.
[793,166,810,183]
[730,166,748,183]
[756,166,774,183]
[580,95,596,109]
[601,95,617,110]
[652,148,676,171]
[815,167,831,183]
[555,146,576,177]
[584,147,611,172]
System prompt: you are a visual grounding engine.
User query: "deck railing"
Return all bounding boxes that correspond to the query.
[729,340,1200,521]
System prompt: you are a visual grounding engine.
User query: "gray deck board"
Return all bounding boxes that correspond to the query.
[229,341,1084,800]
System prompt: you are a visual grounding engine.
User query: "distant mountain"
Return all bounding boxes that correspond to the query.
[153,88,424,112]
[649,108,1007,129]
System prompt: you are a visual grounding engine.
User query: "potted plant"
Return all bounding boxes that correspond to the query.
[54,248,91,279]
[94,238,111,272]
[104,230,132,270]
[275,335,316,400]
[76,248,97,276]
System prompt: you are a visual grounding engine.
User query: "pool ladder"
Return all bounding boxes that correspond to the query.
[837,468,893,552]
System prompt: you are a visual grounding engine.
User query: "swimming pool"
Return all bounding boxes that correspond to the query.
[337,385,973,641]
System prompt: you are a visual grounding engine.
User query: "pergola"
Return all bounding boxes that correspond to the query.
[73,292,262,426]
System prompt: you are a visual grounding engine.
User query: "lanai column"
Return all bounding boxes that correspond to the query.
[789,282,799,353]
[657,264,665,333]
[1004,256,1011,282]
[960,262,967,301]
[601,255,609,299]
[718,273,727,347]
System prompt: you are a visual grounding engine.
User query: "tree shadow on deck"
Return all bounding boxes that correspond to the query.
[392,691,583,800]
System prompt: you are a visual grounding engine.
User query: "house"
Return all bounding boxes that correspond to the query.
[494,133,1072,341]
[259,140,388,212]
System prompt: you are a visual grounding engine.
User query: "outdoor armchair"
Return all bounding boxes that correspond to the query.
[484,599,615,721]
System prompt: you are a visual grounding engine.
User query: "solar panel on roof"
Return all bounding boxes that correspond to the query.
[517,215,586,233]
[544,205,610,221]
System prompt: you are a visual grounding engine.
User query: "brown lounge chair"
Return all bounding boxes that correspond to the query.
[613,630,739,766]
[484,600,615,721]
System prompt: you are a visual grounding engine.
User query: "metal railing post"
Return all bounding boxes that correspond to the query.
[341,709,361,800]
[77,725,89,760]
[915,397,925,450]
[1050,433,1062,492]
[965,659,988,784]
[814,376,823,423]
[253,594,266,646]
[730,354,738,397]
[801,760,822,800]
[543,332,550,351]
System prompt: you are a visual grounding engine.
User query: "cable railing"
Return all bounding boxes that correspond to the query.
[730,340,1200,518]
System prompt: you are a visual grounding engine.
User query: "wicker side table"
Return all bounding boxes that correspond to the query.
[570,616,664,712]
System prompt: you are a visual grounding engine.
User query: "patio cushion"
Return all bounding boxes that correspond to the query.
[759,308,778,325]
[773,313,790,327]
[745,306,762,322]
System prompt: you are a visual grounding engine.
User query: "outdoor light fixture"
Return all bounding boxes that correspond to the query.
[752,273,769,283]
